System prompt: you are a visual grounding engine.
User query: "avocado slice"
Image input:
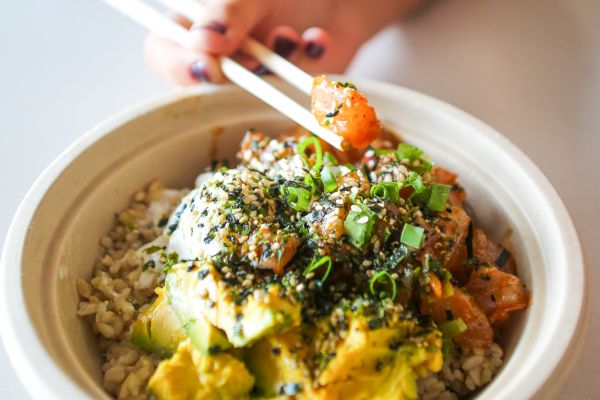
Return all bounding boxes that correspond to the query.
[166,262,301,348]
[130,288,186,357]
[165,264,231,355]
[148,339,254,400]
[245,329,311,397]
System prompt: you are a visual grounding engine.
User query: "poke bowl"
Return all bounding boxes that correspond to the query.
[0,77,587,400]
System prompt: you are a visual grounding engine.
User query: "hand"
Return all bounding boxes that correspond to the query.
[144,0,423,86]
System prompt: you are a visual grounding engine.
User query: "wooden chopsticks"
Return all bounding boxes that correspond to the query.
[101,0,348,151]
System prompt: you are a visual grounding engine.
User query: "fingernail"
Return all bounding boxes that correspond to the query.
[200,21,227,35]
[190,60,209,82]
[305,42,325,59]
[274,36,298,58]
[254,65,271,76]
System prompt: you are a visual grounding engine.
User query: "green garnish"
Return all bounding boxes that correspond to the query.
[320,166,338,193]
[297,136,323,173]
[142,260,155,271]
[439,318,467,338]
[405,171,425,193]
[144,245,162,255]
[338,81,357,90]
[427,184,451,211]
[369,270,397,299]
[324,151,338,166]
[344,204,376,249]
[281,185,312,212]
[396,143,432,173]
[400,223,425,248]
[304,256,333,282]
[370,182,400,203]
[163,251,179,273]
[303,173,319,195]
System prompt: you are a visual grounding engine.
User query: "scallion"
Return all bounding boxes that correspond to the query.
[396,143,432,173]
[324,151,338,166]
[369,270,397,299]
[344,204,376,249]
[370,182,400,203]
[405,171,425,193]
[321,166,338,193]
[303,173,319,195]
[427,184,451,211]
[281,185,311,212]
[400,223,425,248]
[438,318,467,338]
[297,136,323,173]
[304,256,333,282]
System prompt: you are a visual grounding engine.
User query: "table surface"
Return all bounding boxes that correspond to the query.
[1,0,598,398]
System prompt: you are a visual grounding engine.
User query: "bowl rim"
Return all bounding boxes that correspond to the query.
[0,78,587,400]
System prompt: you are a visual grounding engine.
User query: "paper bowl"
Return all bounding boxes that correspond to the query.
[0,78,587,399]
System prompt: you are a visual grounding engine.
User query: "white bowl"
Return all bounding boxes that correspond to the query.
[0,78,587,399]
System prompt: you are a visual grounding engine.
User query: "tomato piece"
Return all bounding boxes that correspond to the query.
[311,75,381,149]
[421,287,494,348]
[466,266,529,325]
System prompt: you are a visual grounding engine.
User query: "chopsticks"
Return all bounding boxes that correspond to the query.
[101,0,348,151]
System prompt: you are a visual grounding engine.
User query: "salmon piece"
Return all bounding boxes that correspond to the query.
[472,229,517,275]
[419,206,471,283]
[431,166,457,185]
[311,75,381,149]
[258,236,300,275]
[421,287,494,348]
[466,266,529,325]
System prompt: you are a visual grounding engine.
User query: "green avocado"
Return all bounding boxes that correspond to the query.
[130,288,186,357]
[166,262,301,348]
[165,263,231,355]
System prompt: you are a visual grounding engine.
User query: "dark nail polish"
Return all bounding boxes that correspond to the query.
[274,36,298,58]
[254,65,271,76]
[201,21,227,35]
[190,61,209,82]
[305,42,325,59]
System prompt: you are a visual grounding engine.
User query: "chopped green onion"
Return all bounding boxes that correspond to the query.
[396,143,424,161]
[400,223,425,248]
[370,182,400,203]
[343,163,357,172]
[369,270,397,299]
[427,184,451,211]
[374,148,395,156]
[344,204,376,249]
[297,136,323,173]
[396,143,432,174]
[281,185,311,212]
[405,171,425,193]
[304,256,333,282]
[303,173,320,195]
[324,151,338,166]
[439,318,467,338]
[321,166,338,193]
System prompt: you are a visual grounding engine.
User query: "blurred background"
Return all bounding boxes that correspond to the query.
[0,0,598,398]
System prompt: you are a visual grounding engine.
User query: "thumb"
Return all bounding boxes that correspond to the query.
[188,0,270,56]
